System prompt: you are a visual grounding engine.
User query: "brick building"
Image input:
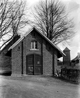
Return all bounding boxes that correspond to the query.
[0,35,20,75]
[0,27,65,76]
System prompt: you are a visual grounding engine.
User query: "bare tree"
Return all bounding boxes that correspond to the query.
[0,0,28,49]
[33,0,75,44]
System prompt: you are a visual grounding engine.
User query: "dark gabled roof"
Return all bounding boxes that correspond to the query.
[63,47,70,52]
[9,27,65,57]
[72,55,80,62]
[0,35,20,54]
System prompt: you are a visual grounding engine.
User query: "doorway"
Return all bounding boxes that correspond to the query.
[26,54,42,75]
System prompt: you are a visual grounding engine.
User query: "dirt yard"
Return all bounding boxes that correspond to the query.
[0,75,80,98]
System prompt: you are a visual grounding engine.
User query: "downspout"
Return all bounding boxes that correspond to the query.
[41,40,43,74]
[21,41,23,75]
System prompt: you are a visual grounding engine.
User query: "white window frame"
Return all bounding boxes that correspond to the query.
[31,41,38,50]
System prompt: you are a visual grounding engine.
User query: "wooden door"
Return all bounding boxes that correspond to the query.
[34,54,41,75]
[26,54,34,75]
[26,54,42,75]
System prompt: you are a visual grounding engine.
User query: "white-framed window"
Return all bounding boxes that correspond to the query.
[31,40,38,50]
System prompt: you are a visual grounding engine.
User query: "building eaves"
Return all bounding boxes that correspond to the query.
[9,27,65,56]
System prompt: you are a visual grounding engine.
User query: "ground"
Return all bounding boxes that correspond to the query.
[0,75,80,98]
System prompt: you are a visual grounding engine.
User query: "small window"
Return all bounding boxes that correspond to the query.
[31,41,38,49]
[17,46,20,51]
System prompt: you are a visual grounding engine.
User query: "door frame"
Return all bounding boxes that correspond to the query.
[26,54,42,75]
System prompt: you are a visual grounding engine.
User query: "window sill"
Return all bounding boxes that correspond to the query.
[30,49,39,51]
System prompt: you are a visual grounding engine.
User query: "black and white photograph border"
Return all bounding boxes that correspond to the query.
[0,0,80,98]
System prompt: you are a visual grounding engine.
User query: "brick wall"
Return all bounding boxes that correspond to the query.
[63,48,71,67]
[0,54,11,70]
[53,50,58,75]
[25,32,41,55]
[12,42,22,74]
[23,38,26,74]
[42,40,53,75]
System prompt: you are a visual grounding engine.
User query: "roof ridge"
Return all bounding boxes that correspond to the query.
[8,27,65,56]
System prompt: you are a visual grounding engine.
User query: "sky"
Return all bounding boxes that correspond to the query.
[58,0,80,59]
[26,0,80,60]
[0,0,80,59]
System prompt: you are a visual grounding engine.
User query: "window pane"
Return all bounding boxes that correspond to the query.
[31,41,38,49]
[35,41,37,49]
[31,42,34,49]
